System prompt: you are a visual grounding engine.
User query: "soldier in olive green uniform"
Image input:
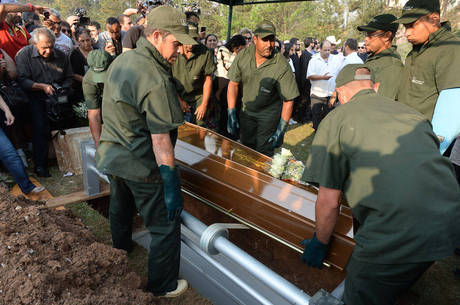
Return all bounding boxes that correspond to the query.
[395,0,460,120]
[301,64,460,305]
[96,6,197,298]
[83,49,112,147]
[227,21,299,157]
[357,14,404,100]
[172,22,216,127]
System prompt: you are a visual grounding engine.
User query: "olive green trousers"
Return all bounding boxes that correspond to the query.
[344,256,433,305]
[107,175,181,295]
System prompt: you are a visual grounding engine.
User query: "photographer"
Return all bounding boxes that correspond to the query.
[67,8,91,41]
[43,9,73,55]
[16,27,73,177]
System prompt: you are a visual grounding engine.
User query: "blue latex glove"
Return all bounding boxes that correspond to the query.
[432,88,460,154]
[301,233,328,268]
[227,108,239,137]
[159,165,184,221]
[268,118,288,149]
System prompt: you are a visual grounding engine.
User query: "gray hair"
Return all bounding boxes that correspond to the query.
[31,27,56,44]
[49,8,61,19]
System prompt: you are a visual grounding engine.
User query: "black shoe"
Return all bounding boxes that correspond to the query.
[35,167,51,177]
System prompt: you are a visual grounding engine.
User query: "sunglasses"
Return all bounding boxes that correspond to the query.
[244,36,252,41]
[365,32,385,38]
[62,29,71,34]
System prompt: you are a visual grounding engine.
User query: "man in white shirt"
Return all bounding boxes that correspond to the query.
[340,38,364,69]
[329,38,364,96]
[43,9,73,55]
[307,40,341,130]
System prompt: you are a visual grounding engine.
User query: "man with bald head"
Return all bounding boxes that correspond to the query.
[300,64,460,305]
[306,39,341,130]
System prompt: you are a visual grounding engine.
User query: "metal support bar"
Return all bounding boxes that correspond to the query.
[227,5,233,41]
[182,211,310,305]
[182,233,275,305]
[81,140,109,196]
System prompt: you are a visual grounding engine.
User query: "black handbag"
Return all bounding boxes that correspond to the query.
[0,75,29,109]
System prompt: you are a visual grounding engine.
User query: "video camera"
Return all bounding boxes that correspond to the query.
[73,8,90,27]
[137,0,164,17]
[46,83,72,124]
[183,2,201,16]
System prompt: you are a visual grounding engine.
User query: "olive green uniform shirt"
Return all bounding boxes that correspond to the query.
[96,37,184,182]
[228,44,299,118]
[302,89,460,264]
[172,43,216,106]
[365,46,404,100]
[82,70,104,110]
[398,23,460,120]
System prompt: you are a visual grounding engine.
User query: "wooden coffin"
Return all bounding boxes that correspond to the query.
[175,123,355,271]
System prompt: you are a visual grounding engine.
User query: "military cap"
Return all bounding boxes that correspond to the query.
[393,0,440,24]
[87,50,113,83]
[187,21,199,39]
[254,20,276,38]
[146,5,197,45]
[335,64,375,88]
[357,14,399,33]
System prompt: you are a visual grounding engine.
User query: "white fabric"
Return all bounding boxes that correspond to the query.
[331,52,364,88]
[216,46,236,79]
[307,53,342,97]
[340,52,363,69]
[288,58,295,73]
[54,33,73,55]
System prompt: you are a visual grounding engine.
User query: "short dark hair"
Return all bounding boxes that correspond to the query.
[289,37,299,44]
[304,37,314,47]
[283,42,293,58]
[344,38,358,51]
[89,21,101,30]
[225,34,246,52]
[75,28,90,41]
[320,40,330,49]
[205,34,218,45]
[106,17,120,26]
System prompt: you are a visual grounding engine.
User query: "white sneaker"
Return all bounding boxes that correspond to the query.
[289,118,298,125]
[17,149,28,168]
[28,186,45,194]
[160,279,188,298]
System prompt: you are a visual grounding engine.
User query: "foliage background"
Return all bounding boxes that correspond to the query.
[19,0,459,43]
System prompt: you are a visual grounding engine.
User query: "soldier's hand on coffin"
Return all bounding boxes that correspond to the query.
[159,165,184,221]
[227,108,239,137]
[301,233,328,268]
[268,118,288,149]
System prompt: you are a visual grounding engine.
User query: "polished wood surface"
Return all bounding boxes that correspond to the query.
[176,123,355,270]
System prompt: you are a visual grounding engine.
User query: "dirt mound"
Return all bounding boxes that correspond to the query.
[0,187,154,305]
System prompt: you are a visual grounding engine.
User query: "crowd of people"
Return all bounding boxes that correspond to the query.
[0,0,459,303]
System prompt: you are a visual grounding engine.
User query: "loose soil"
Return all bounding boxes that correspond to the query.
[0,187,154,305]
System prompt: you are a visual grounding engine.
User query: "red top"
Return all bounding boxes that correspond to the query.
[0,21,30,61]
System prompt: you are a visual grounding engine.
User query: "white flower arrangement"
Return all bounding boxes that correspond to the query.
[267,148,305,182]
